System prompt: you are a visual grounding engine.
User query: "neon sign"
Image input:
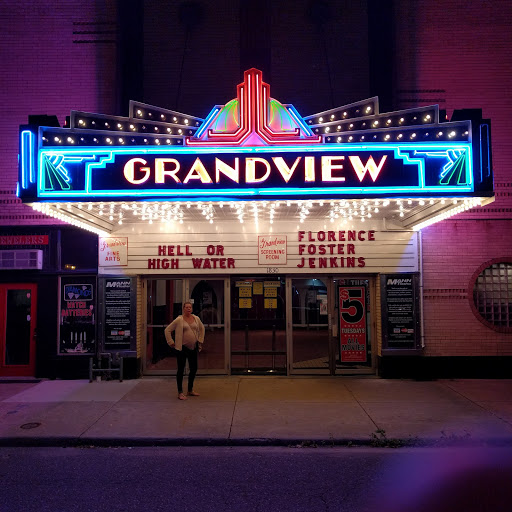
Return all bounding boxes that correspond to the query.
[25,144,475,200]
[28,143,472,200]
[18,68,491,204]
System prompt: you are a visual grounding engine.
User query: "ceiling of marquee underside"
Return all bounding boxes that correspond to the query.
[29,196,494,235]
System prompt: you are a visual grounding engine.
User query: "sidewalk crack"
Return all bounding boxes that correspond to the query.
[78,401,118,439]
[443,382,512,427]
[228,378,241,441]
[345,385,380,431]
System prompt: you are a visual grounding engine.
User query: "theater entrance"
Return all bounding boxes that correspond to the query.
[144,275,375,376]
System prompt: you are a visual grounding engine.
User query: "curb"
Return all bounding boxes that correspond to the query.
[1,436,512,448]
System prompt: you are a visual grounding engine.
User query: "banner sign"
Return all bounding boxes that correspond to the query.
[339,285,368,362]
[0,235,48,246]
[58,276,96,355]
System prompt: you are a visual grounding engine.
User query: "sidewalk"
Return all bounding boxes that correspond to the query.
[1,376,512,447]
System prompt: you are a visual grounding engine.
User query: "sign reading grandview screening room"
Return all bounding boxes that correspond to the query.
[381,274,421,351]
[258,235,287,265]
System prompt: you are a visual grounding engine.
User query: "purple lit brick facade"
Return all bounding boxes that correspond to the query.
[393,0,512,366]
[0,0,117,224]
[1,0,511,377]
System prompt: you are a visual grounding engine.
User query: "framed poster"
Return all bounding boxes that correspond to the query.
[58,276,96,355]
[99,277,136,352]
[381,274,421,351]
[339,285,368,362]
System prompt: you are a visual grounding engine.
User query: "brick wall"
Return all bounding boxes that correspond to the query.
[143,0,241,118]
[394,0,512,356]
[0,0,117,225]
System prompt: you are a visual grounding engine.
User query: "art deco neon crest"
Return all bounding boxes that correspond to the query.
[187,69,321,146]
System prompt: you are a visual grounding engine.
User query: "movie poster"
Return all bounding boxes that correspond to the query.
[59,276,96,355]
[339,285,367,362]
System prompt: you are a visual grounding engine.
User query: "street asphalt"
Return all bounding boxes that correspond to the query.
[1,376,511,447]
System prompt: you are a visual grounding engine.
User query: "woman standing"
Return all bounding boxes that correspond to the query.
[164,301,205,400]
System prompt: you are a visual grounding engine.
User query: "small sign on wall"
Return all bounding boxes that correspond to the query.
[264,287,277,298]
[99,237,128,267]
[264,298,277,309]
[239,298,252,308]
[253,282,263,295]
[258,235,287,265]
[239,286,252,297]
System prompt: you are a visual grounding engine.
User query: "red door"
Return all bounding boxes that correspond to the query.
[0,284,37,377]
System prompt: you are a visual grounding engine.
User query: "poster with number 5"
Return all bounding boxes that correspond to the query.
[339,286,367,362]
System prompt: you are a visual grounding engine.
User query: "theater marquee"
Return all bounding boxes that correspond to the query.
[18,68,494,234]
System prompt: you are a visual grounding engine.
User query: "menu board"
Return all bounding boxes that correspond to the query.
[381,274,420,350]
[104,277,133,351]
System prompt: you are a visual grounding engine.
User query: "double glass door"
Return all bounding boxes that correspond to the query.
[231,277,286,374]
[145,278,226,374]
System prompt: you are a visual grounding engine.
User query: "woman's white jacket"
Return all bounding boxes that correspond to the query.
[164,315,205,351]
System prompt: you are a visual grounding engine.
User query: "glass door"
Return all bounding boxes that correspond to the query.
[189,278,227,373]
[145,279,183,373]
[290,278,330,373]
[231,276,286,374]
[0,284,37,377]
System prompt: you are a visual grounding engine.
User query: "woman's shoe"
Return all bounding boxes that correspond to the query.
[178,393,188,400]
[187,391,200,396]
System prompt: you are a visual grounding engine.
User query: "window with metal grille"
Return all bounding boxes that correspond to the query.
[472,262,512,332]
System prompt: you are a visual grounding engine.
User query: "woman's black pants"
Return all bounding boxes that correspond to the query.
[176,346,198,393]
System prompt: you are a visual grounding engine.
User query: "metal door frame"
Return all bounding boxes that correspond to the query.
[286,276,331,375]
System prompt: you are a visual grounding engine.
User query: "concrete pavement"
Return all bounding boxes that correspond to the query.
[1,376,512,446]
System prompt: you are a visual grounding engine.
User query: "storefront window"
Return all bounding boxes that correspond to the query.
[61,228,98,271]
[471,261,512,332]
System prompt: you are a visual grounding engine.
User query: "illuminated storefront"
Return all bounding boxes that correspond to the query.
[17,69,494,377]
